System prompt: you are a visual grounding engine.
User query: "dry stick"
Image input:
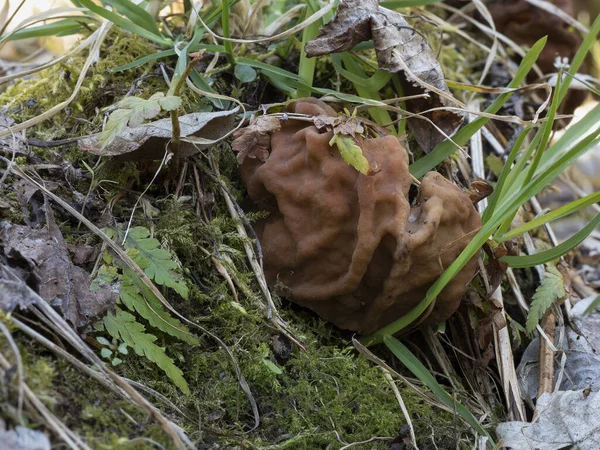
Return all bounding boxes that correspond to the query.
[0,350,90,450]
[8,165,258,439]
[381,368,418,449]
[0,320,24,422]
[16,305,190,421]
[11,316,132,402]
[537,311,556,398]
[213,170,306,351]
[469,103,527,422]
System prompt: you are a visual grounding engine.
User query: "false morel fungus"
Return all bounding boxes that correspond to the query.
[235,99,482,334]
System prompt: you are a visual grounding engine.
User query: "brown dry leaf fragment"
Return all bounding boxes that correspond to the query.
[467,178,494,205]
[312,114,365,137]
[0,204,118,327]
[232,115,281,164]
[305,0,462,152]
[305,0,447,96]
[79,110,237,161]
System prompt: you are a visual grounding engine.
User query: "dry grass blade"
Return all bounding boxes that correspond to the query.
[381,368,417,448]
[469,103,526,422]
[0,349,92,450]
[214,167,306,351]
[525,0,588,33]
[0,321,24,422]
[7,164,260,433]
[0,20,112,138]
[194,2,333,44]
[0,6,89,48]
[438,2,545,80]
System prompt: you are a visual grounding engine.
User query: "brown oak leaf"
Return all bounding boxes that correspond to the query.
[232,115,281,164]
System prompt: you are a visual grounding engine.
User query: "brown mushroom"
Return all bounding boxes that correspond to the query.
[237,99,481,334]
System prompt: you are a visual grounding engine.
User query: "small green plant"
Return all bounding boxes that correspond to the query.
[96,335,128,366]
[526,264,566,333]
[93,225,198,394]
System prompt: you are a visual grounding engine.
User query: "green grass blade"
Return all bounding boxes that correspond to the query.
[112,44,225,72]
[339,53,395,131]
[481,126,532,223]
[4,18,92,41]
[102,0,161,36]
[296,1,320,98]
[556,13,600,105]
[331,54,393,91]
[498,190,600,242]
[189,70,227,109]
[498,102,600,207]
[237,57,303,81]
[221,0,234,62]
[501,211,600,268]
[78,0,171,45]
[409,37,546,178]
[113,49,176,72]
[383,335,494,444]
[362,130,600,346]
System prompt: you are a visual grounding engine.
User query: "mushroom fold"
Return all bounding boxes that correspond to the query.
[237,99,482,334]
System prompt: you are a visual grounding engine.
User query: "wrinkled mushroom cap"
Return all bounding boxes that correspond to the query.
[239,98,481,334]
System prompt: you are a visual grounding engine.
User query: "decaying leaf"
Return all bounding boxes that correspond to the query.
[526,265,566,332]
[497,390,600,450]
[518,295,600,403]
[312,113,365,137]
[100,92,182,148]
[0,264,39,313]
[80,109,238,160]
[305,0,462,152]
[466,178,494,205]
[232,114,281,164]
[0,203,118,327]
[305,0,446,93]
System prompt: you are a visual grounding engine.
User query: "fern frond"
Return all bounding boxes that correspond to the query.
[526,265,566,332]
[120,270,198,345]
[103,310,190,395]
[120,226,189,299]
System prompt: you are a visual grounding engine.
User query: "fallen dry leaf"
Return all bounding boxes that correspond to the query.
[80,109,237,161]
[0,264,39,313]
[304,0,461,152]
[232,115,281,164]
[312,114,364,137]
[497,390,600,450]
[0,203,118,327]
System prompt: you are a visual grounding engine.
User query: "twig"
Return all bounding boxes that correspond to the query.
[381,367,418,449]
[537,310,556,400]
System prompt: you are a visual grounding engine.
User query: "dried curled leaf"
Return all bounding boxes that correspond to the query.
[305,0,462,152]
[313,113,365,137]
[305,0,446,97]
[232,115,281,164]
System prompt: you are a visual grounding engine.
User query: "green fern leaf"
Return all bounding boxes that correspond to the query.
[119,271,198,345]
[526,265,566,332]
[103,310,190,395]
[121,226,189,299]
